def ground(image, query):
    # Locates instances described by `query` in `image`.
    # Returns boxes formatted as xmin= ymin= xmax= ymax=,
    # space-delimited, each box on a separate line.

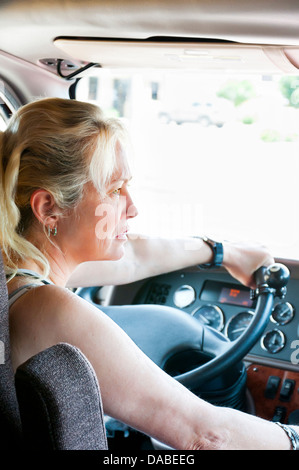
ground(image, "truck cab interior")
xmin=0 ymin=0 xmax=299 ymax=451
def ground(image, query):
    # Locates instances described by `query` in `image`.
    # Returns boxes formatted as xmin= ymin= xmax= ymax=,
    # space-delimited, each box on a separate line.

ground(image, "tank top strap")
xmin=11 ymin=269 xmax=53 ymax=285
xmin=8 ymin=284 xmax=44 ymax=307
xmin=8 ymin=269 xmax=54 ymax=307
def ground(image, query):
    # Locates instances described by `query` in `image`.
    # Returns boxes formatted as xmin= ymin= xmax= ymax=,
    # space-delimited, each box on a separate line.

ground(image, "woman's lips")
xmin=115 ymin=229 xmax=128 ymax=240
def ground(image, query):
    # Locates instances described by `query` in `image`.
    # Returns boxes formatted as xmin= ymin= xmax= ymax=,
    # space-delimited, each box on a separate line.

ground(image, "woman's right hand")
xmin=222 ymin=240 xmax=275 ymax=289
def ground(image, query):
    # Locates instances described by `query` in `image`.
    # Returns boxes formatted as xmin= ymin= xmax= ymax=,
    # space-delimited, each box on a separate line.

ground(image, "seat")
xmin=0 ymin=250 xmax=108 ymax=450
xmin=0 ymin=252 xmax=22 ymax=448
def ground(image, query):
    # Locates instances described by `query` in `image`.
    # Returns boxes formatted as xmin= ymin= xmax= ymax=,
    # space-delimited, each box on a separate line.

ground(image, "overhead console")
xmin=53 ymin=38 xmax=299 ymax=75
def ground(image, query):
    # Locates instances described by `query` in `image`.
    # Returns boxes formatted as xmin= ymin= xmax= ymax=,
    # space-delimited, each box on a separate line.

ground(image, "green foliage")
xmin=285 ymin=133 xmax=299 ymax=142
xmin=242 ymin=115 xmax=256 ymax=125
xmin=217 ymin=80 xmax=256 ymax=106
xmin=260 ymin=129 xmax=299 ymax=142
xmin=260 ymin=129 xmax=281 ymax=142
xmin=279 ymin=76 xmax=299 ymax=108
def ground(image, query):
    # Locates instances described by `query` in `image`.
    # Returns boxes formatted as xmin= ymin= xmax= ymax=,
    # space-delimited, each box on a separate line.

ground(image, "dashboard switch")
xmin=272 ymin=406 xmax=287 ymax=423
xmin=279 ymin=379 xmax=295 ymax=402
xmin=265 ymin=375 xmax=281 ymax=399
xmin=287 ymin=409 xmax=299 ymax=425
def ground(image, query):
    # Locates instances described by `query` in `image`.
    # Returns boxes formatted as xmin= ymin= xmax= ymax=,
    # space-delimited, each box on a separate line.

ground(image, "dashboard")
xmin=132 ymin=268 xmax=299 ymax=369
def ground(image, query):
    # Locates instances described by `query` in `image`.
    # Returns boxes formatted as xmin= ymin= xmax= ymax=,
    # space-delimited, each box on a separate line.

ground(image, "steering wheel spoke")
xmin=100 ymin=304 xmax=205 ymax=369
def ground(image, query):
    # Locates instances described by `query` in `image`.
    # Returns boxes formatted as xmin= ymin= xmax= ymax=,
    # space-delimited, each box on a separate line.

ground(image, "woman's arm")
xmin=9 ymin=284 xmax=294 ymax=450
xmin=9 ymin=284 xmax=218 ymax=449
xmin=66 ymin=234 xmax=274 ymax=289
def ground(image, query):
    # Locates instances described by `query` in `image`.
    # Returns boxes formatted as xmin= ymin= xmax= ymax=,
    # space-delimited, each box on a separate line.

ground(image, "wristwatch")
xmin=197 ymin=236 xmax=224 ymax=269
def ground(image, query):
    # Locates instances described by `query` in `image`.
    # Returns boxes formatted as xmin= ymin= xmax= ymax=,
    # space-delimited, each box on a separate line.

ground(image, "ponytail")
xmin=0 ymin=131 xmax=50 ymax=280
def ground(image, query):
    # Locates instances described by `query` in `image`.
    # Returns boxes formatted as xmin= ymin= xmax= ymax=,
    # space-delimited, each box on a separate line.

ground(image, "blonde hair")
xmin=0 ymin=97 xmax=126 ymax=279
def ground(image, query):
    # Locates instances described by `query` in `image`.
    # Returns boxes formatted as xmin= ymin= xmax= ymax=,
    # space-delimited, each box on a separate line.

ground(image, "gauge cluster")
xmin=133 ymin=269 xmax=299 ymax=366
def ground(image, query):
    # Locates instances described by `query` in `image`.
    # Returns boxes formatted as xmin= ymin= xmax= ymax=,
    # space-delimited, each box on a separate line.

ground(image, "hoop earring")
xmin=47 ymin=225 xmax=57 ymax=237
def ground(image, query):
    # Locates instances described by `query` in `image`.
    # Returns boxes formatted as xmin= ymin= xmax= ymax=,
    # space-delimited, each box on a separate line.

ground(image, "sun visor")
xmin=54 ymin=38 xmax=299 ymax=74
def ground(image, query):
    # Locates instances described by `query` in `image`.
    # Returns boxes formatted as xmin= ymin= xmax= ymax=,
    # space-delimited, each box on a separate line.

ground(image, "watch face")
xmin=199 ymin=238 xmax=223 ymax=268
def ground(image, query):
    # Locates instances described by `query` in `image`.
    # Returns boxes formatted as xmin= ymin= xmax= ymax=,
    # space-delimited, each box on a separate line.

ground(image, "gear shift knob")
xmin=264 ymin=263 xmax=290 ymax=289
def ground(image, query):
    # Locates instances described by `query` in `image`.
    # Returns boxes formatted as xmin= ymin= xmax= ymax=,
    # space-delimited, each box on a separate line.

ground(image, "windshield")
xmin=76 ymin=70 xmax=299 ymax=260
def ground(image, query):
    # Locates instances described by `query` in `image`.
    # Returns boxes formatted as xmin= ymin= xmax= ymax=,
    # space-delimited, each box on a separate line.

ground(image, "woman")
xmin=0 ymin=97 xmax=297 ymax=450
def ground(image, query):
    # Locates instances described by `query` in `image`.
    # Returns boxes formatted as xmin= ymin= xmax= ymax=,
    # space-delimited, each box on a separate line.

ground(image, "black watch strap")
xmin=197 ymin=236 xmax=224 ymax=269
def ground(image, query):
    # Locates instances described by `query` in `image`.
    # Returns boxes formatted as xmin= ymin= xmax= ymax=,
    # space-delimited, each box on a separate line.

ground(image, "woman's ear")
xmin=30 ymin=189 xmax=59 ymax=228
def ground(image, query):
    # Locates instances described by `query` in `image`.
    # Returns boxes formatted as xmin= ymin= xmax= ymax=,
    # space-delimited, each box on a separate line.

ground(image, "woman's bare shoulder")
xmin=12 ymin=281 xmax=90 ymax=306
xmin=9 ymin=282 xmax=82 ymax=313
xmin=36 ymin=284 xmax=100 ymax=317
xmin=9 ymin=283 xmax=103 ymax=369
xmin=11 ymin=283 xmax=105 ymax=330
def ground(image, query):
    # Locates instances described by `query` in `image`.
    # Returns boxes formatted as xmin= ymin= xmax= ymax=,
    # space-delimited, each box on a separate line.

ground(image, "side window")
xmin=0 ymin=78 xmax=21 ymax=130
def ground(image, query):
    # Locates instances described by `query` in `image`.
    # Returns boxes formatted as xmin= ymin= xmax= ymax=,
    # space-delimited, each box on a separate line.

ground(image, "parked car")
xmin=158 ymin=99 xmax=233 ymax=126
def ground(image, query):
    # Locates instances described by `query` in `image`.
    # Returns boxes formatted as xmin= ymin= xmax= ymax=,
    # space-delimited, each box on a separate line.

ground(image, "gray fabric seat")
xmin=0 ymin=252 xmax=22 ymax=448
xmin=0 ymin=251 xmax=108 ymax=450
xmin=15 ymin=343 xmax=108 ymax=450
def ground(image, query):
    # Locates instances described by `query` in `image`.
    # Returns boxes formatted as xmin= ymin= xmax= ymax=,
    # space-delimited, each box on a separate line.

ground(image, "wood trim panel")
xmin=247 ymin=364 xmax=299 ymax=423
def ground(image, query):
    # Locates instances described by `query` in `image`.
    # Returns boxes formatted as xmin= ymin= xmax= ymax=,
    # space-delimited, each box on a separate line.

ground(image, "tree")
xmin=279 ymin=76 xmax=299 ymax=108
xmin=217 ymin=80 xmax=255 ymax=107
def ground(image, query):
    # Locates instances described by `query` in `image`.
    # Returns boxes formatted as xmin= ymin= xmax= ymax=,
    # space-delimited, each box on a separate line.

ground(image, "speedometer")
xmin=192 ymin=304 xmax=224 ymax=331
xmin=225 ymin=311 xmax=254 ymax=341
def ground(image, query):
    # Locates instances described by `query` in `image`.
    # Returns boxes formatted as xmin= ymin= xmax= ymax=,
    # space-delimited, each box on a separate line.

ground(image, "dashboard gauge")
xmin=192 ymin=304 xmax=224 ymax=331
xmin=173 ymin=285 xmax=195 ymax=308
xmin=271 ymin=302 xmax=294 ymax=325
xmin=261 ymin=329 xmax=286 ymax=354
xmin=225 ymin=311 xmax=254 ymax=341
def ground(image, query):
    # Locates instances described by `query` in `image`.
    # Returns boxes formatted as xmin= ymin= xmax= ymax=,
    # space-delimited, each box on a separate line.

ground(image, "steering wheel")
xmin=79 ymin=263 xmax=290 ymax=390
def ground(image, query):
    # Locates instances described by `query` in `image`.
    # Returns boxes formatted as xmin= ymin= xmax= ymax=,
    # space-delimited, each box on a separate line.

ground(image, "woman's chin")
xmin=104 ymin=240 xmax=127 ymax=261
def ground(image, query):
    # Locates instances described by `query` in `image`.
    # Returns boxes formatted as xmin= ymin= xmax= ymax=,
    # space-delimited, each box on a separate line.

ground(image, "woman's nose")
xmin=127 ymin=201 xmax=138 ymax=219
xmin=125 ymin=190 xmax=138 ymax=220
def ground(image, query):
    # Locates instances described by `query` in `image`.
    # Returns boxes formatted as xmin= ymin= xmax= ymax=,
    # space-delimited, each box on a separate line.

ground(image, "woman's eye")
xmin=111 ymin=188 xmax=121 ymax=196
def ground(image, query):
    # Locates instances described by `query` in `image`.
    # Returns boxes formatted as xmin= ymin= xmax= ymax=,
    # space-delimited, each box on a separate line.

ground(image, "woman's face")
xmin=59 ymin=143 xmax=138 ymax=266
